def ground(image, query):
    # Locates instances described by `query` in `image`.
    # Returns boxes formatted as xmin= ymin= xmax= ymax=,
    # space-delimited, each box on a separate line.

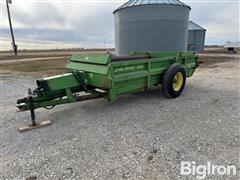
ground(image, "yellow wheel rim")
xmin=173 ymin=72 xmax=184 ymax=92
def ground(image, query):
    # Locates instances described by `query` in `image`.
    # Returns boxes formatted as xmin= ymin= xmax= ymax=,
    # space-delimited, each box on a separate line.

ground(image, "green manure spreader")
xmin=17 ymin=51 xmax=198 ymax=131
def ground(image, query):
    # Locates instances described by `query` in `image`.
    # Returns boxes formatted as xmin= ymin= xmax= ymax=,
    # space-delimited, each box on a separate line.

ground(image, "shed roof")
xmin=188 ymin=21 xmax=206 ymax=31
xmin=114 ymin=0 xmax=191 ymax=14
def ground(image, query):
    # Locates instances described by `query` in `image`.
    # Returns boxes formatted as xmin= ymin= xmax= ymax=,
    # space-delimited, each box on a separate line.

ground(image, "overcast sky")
xmin=1 ymin=0 xmax=239 ymax=50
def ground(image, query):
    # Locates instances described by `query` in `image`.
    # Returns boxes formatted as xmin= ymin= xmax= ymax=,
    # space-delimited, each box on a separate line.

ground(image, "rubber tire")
xmin=162 ymin=64 xmax=186 ymax=98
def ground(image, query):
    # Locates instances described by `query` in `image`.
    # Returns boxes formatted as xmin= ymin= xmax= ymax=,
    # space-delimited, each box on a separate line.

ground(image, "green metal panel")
xmin=86 ymin=73 xmax=109 ymax=89
xmin=67 ymin=62 xmax=109 ymax=75
xmin=70 ymin=54 xmax=111 ymax=65
xmin=41 ymin=73 xmax=80 ymax=91
xmin=17 ymin=51 xmax=198 ymax=112
xmin=114 ymin=70 xmax=148 ymax=82
xmin=108 ymin=52 xmax=198 ymax=102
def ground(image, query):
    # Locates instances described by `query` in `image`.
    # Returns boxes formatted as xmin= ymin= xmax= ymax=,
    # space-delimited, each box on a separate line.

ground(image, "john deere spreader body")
xmin=17 ymin=51 xmax=198 ymax=131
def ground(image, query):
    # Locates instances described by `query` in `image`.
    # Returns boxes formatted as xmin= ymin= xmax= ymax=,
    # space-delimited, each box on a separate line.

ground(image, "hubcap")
xmin=173 ymin=72 xmax=184 ymax=92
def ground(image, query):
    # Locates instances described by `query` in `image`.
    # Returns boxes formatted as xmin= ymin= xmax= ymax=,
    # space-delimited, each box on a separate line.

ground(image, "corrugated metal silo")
xmin=114 ymin=0 xmax=191 ymax=56
xmin=188 ymin=21 xmax=206 ymax=52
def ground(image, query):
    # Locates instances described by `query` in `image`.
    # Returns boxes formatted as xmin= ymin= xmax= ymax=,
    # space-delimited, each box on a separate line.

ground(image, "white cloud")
xmin=2 ymin=37 xmax=80 ymax=50
xmin=185 ymin=0 xmax=239 ymax=44
xmin=1 ymin=0 xmax=239 ymax=50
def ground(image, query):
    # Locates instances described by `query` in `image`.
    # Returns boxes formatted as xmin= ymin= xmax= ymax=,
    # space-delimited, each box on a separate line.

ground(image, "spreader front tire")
xmin=162 ymin=64 xmax=186 ymax=98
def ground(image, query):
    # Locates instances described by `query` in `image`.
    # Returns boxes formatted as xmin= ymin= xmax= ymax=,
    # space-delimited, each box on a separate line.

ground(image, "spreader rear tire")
xmin=162 ymin=64 xmax=186 ymax=98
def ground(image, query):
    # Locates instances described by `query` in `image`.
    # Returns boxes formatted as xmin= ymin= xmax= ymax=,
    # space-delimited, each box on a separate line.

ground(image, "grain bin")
xmin=188 ymin=21 xmax=206 ymax=52
xmin=114 ymin=0 xmax=191 ymax=56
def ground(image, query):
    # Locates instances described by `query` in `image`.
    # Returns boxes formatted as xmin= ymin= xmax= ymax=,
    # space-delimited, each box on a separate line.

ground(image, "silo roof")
xmin=114 ymin=0 xmax=191 ymax=13
xmin=188 ymin=21 xmax=206 ymax=31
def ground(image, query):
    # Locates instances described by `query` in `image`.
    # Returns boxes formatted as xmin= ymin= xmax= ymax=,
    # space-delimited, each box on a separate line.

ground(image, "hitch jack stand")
xmin=18 ymin=89 xmax=52 ymax=132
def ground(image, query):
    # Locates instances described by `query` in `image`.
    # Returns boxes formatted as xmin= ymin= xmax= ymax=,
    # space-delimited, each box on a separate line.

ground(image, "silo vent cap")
xmin=114 ymin=0 xmax=191 ymax=14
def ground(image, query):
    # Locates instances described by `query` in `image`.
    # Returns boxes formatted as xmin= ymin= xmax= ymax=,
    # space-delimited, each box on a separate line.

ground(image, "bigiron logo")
xmin=180 ymin=161 xmax=237 ymax=179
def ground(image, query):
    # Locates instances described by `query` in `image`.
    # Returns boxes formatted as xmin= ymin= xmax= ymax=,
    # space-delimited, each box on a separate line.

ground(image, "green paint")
xmin=17 ymin=51 xmax=198 ymax=111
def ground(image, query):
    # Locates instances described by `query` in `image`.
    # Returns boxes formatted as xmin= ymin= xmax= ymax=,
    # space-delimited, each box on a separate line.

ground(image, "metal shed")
xmin=188 ymin=21 xmax=206 ymax=53
xmin=114 ymin=0 xmax=191 ymax=56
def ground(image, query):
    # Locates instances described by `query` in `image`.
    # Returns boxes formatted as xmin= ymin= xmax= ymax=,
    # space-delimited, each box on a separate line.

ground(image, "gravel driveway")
xmin=1 ymin=58 xmax=239 ymax=179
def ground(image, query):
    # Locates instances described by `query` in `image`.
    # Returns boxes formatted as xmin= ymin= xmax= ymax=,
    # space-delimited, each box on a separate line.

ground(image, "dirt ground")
xmin=0 ymin=50 xmax=106 ymax=77
xmin=0 ymin=49 xmax=108 ymax=61
xmin=0 ymin=50 xmax=240 ymax=179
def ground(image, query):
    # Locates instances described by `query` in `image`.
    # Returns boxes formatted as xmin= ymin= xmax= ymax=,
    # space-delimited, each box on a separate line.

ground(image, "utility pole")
xmin=6 ymin=0 xmax=17 ymax=56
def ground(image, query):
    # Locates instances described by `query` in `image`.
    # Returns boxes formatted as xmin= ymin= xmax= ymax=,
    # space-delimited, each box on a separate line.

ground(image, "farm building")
xmin=114 ymin=0 xmax=191 ymax=55
xmin=188 ymin=21 xmax=206 ymax=52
